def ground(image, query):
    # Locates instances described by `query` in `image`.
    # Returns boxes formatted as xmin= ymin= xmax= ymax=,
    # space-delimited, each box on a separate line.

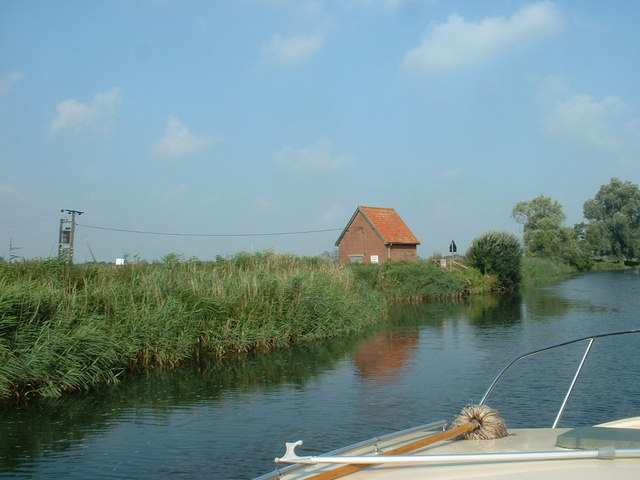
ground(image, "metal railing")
xmin=478 ymin=329 xmax=640 ymax=428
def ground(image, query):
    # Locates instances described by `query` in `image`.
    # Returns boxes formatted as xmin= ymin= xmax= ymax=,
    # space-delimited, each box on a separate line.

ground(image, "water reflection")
xmin=352 ymin=330 xmax=419 ymax=384
xmin=0 ymin=396 xmax=115 ymax=474
xmin=387 ymin=293 xmax=525 ymax=328
xmin=0 ymin=338 xmax=369 ymax=477
xmin=521 ymin=287 xmax=574 ymax=319
xmin=465 ymin=293 xmax=522 ymax=326
xmin=388 ymin=301 xmax=463 ymax=323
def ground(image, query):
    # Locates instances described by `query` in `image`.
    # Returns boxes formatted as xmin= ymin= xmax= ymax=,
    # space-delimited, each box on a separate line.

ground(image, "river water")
xmin=1 ymin=271 xmax=639 ymax=480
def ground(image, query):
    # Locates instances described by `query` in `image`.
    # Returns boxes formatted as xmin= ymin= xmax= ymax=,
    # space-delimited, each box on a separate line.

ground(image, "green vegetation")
xmin=512 ymin=178 xmax=640 ymax=269
xmin=583 ymin=178 xmax=640 ymax=262
xmin=466 ymin=231 xmax=523 ymax=291
xmin=0 ymin=252 xmax=383 ymax=400
xmin=520 ymin=257 xmax=576 ymax=287
xmin=512 ymin=195 xmax=591 ymax=270
xmin=0 ymin=250 xmax=513 ymax=401
xmin=349 ymin=260 xmax=493 ymax=303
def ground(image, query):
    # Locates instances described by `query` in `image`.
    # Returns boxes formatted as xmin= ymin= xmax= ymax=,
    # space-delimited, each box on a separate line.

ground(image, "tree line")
xmin=467 ymin=178 xmax=640 ymax=290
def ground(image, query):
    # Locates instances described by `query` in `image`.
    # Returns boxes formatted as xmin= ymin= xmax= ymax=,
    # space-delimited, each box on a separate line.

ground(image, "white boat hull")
xmin=262 ymin=418 xmax=640 ymax=480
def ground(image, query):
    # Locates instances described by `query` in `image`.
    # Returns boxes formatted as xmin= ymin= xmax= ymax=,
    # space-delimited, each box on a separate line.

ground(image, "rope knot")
xmin=450 ymin=404 xmax=508 ymax=440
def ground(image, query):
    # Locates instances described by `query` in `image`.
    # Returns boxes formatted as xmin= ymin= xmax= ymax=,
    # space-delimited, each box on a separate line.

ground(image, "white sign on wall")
xmin=370 ymin=255 xmax=379 ymax=264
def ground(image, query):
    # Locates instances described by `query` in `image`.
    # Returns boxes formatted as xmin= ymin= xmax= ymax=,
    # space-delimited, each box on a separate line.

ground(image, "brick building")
xmin=335 ymin=206 xmax=421 ymax=264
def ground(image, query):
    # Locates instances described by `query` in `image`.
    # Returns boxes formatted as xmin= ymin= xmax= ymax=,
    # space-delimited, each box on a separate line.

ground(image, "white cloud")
xmin=402 ymin=2 xmax=563 ymax=74
xmin=154 ymin=117 xmax=213 ymax=159
xmin=49 ymin=87 xmax=121 ymax=135
xmin=257 ymin=0 xmax=329 ymax=67
xmin=0 ymin=72 xmax=24 ymax=94
xmin=274 ymin=137 xmax=352 ymax=172
xmin=260 ymin=33 xmax=324 ymax=66
xmin=544 ymin=92 xmax=632 ymax=152
xmin=538 ymin=76 xmax=640 ymax=154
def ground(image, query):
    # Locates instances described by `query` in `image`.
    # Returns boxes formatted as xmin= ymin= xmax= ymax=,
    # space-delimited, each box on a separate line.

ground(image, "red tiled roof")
xmin=359 ymin=206 xmax=421 ymax=245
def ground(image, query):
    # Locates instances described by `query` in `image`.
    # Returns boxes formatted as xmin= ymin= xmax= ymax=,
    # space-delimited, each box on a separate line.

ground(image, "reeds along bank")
xmin=0 ymin=253 xmax=384 ymax=400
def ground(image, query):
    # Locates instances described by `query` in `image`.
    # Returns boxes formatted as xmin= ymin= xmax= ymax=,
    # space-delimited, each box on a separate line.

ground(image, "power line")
xmin=78 ymin=223 xmax=343 ymax=237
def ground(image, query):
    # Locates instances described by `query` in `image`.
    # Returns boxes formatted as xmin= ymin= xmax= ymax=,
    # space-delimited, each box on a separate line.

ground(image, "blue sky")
xmin=1 ymin=0 xmax=639 ymax=262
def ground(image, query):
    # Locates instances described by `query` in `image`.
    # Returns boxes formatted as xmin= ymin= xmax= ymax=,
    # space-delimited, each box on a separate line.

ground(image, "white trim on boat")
xmin=276 ymin=440 xmax=640 ymax=465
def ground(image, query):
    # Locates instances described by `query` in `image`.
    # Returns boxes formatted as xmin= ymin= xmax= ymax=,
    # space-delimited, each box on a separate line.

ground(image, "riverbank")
xmin=0 ymin=252 xmax=605 ymax=401
xmin=1 ymin=252 xmax=386 ymax=400
xmin=520 ymin=256 xmax=632 ymax=287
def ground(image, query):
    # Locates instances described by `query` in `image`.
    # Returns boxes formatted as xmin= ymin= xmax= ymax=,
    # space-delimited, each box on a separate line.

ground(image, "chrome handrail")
xmin=478 ymin=329 xmax=640 ymax=428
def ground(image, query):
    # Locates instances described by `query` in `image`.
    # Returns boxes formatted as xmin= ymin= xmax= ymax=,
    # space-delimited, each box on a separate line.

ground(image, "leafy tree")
xmin=583 ymin=178 xmax=640 ymax=261
xmin=512 ymin=195 xmax=591 ymax=269
xmin=512 ymin=195 xmax=565 ymax=233
xmin=466 ymin=231 xmax=523 ymax=291
xmin=512 ymin=195 xmax=565 ymax=257
xmin=320 ymin=249 xmax=339 ymax=264
xmin=555 ymin=226 xmax=593 ymax=271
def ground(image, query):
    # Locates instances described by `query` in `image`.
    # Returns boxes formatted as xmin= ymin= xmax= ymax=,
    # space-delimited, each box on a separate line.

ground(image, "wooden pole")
xmin=304 ymin=421 xmax=478 ymax=480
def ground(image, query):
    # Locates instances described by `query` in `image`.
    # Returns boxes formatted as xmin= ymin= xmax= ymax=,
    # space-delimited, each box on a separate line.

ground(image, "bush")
xmin=466 ymin=231 xmax=523 ymax=291
xmin=349 ymin=261 xmax=470 ymax=302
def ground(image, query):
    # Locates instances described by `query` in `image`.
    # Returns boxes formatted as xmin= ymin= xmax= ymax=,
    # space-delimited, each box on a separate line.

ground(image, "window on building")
xmin=349 ymin=255 xmax=364 ymax=263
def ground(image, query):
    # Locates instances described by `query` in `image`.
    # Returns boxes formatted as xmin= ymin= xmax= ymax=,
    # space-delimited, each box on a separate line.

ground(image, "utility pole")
xmin=59 ymin=209 xmax=84 ymax=264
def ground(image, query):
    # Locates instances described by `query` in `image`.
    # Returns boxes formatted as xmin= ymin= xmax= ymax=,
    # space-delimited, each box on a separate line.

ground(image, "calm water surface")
xmin=1 ymin=271 xmax=639 ymax=479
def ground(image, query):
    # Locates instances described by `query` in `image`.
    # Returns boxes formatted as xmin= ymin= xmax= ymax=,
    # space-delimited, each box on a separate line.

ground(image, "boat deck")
xmin=270 ymin=418 xmax=640 ymax=480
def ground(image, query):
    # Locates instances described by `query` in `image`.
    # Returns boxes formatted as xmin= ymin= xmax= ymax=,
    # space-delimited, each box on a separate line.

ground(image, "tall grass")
xmin=0 ymin=252 xmax=383 ymax=400
xmin=349 ymin=260 xmax=493 ymax=303
xmin=520 ymin=257 xmax=577 ymax=287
